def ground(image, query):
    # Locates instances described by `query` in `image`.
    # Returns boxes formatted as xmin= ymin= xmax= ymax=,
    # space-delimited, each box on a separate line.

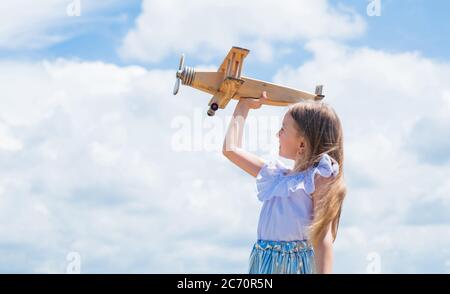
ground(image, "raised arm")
xmin=222 ymin=93 xmax=268 ymax=177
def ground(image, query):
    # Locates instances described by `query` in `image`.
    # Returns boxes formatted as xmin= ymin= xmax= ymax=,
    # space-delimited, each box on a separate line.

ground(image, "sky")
xmin=0 ymin=0 xmax=449 ymax=273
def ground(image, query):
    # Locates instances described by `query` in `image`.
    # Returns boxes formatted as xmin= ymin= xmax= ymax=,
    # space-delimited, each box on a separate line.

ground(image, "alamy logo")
xmin=367 ymin=0 xmax=381 ymax=17
xmin=66 ymin=251 xmax=81 ymax=274
xmin=66 ymin=0 xmax=81 ymax=17
xmin=366 ymin=251 xmax=382 ymax=274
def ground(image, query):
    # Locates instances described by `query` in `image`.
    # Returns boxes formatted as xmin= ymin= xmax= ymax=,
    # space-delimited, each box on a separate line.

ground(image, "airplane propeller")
xmin=173 ymin=54 xmax=185 ymax=95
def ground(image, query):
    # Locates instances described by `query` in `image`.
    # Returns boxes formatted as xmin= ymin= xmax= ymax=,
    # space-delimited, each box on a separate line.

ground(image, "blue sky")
xmin=2 ymin=1 xmax=450 ymax=74
xmin=0 ymin=0 xmax=449 ymax=274
xmin=343 ymin=0 xmax=450 ymax=60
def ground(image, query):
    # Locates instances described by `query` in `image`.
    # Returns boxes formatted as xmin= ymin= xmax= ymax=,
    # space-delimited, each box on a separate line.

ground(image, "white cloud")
xmin=0 ymin=122 xmax=23 ymax=152
xmin=335 ymin=225 xmax=450 ymax=273
xmin=119 ymin=0 xmax=366 ymax=63
xmin=0 ymin=0 xmax=125 ymax=49
xmin=0 ymin=59 xmax=261 ymax=273
xmin=0 ymin=0 xmax=64 ymax=49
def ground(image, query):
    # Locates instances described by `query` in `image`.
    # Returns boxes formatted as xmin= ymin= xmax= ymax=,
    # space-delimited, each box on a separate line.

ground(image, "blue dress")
xmin=248 ymin=154 xmax=339 ymax=274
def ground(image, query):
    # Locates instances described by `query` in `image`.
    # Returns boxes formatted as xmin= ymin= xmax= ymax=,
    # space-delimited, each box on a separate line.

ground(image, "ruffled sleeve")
xmin=303 ymin=153 xmax=339 ymax=194
xmin=255 ymin=160 xmax=289 ymax=202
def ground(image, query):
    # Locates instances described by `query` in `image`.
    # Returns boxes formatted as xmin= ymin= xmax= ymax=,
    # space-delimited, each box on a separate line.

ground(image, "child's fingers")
xmin=261 ymin=91 xmax=268 ymax=99
xmin=260 ymin=91 xmax=269 ymax=104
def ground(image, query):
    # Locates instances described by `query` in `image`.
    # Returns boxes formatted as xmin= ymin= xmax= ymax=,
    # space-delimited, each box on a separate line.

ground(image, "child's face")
xmin=277 ymin=112 xmax=306 ymax=160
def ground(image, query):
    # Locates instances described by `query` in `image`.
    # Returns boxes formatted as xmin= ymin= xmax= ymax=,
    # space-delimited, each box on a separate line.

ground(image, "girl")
xmin=222 ymin=91 xmax=346 ymax=274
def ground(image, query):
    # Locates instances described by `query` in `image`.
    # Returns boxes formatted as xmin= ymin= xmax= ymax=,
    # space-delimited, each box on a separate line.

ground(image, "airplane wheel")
xmin=211 ymin=103 xmax=219 ymax=111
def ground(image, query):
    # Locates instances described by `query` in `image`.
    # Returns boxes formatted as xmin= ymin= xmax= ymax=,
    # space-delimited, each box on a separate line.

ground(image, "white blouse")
xmin=254 ymin=154 xmax=339 ymax=241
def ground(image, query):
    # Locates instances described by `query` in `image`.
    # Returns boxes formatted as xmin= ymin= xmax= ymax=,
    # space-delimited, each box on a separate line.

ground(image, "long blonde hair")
xmin=288 ymin=101 xmax=346 ymax=247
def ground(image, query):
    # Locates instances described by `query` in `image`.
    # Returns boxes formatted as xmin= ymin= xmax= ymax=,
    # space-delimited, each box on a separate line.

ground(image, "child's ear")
xmin=297 ymin=141 xmax=305 ymax=154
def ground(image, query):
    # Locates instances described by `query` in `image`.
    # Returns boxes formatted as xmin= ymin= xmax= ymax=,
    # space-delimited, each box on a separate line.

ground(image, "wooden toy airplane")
xmin=173 ymin=46 xmax=325 ymax=116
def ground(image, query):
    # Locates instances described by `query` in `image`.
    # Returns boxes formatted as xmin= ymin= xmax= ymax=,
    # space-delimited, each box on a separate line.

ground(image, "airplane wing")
xmin=217 ymin=46 xmax=250 ymax=79
xmin=236 ymin=77 xmax=324 ymax=104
